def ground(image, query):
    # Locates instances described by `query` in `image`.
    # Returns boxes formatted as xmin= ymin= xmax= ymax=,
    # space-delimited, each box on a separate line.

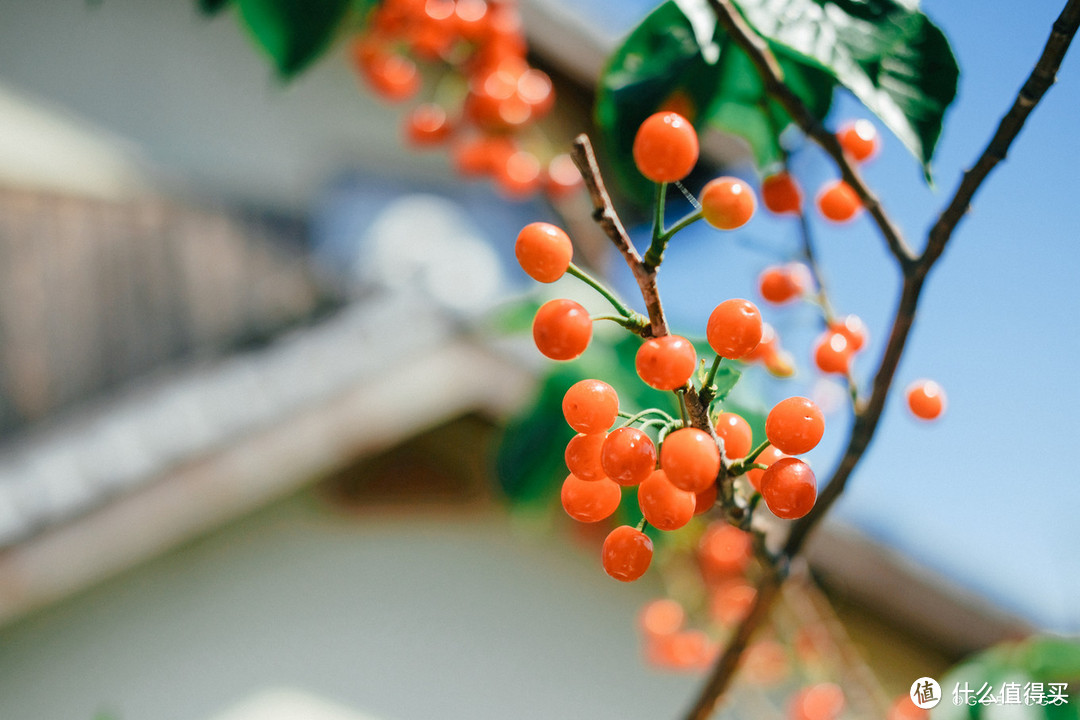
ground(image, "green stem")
xmin=566 ymin=263 xmax=638 ymax=320
xmin=727 ymin=440 xmax=772 ymax=475
xmin=643 ymin=183 xmax=670 ymax=268
xmin=657 ymin=208 xmax=704 ymax=244
xmin=618 ymin=408 xmax=676 ymax=427
xmin=676 ymin=389 xmax=690 ymax=428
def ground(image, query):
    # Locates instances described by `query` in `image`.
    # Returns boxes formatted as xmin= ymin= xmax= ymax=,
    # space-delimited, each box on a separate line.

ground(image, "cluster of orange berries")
xmin=349 ymin=0 xmax=581 ymax=200
xmin=761 ymin=119 xmax=879 ymax=223
xmin=518 ymin=220 xmax=827 ymax=582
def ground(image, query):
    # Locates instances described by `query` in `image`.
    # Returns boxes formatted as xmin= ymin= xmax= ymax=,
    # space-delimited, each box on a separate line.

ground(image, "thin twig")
xmin=704 ymin=0 xmax=915 ymax=268
xmin=681 ymin=2 xmax=1080 ymax=718
xmin=569 ymin=135 xmax=670 ymax=337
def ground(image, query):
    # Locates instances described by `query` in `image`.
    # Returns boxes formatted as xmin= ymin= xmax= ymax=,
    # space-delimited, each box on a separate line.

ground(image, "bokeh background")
xmin=0 ymin=0 xmax=1076 ymax=718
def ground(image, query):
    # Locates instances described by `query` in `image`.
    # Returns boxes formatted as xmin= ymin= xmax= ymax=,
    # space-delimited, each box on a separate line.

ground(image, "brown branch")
xmin=704 ymin=0 xmax=915 ymax=268
xmin=682 ymin=2 xmax=1080 ymax=719
xmin=569 ymin=135 xmax=669 ymax=337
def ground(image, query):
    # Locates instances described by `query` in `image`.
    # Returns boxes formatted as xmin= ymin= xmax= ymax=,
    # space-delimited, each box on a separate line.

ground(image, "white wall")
xmin=0 ymin=493 xmax=703 ymax=720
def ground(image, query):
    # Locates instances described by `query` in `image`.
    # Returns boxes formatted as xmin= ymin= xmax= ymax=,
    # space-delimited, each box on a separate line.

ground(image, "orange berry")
xmin=635 ymin=335 xmax=697 ymax=390
xmin=745 ymin=445 xmax=787 ymax=491
xmin=515 ymin=222 xmax=573 ymax=283
xmin=743 ymin=322 xmax=779 ymax=363
xmin=602 ymin=525 xmax=653 ymax=582
xmin=545 ymin=153 xmax=583 ymax=199
xmin=906 ymin=379 xmax=946 ymax=420
xmin=638 ymin=598 xmax=685 ymax=638
xmin=790 ymin=682 xmax=845 ymax=720
xmin=761 ymin=171 xmax=803 ymax=215
xmin=760 ymin=457 xmax=817 ymax=520
xmin=887 ymin=694 xmax=929 ymax=720
xmin=706 ymin=298 xmax=763 ymax=359
xmin=828 ymin=314 xmax=868 ymax=352
xmin=660 ymin=427 xmax=720 ymax=494
xmin=816 ymin=180 xmax=861 ymax=223
xmin=561 ymin=473 xmax=621 ymax=523
xmin=813 ymin=331 xmax=852 ymax=375
xmin=565 ymin=432 xmax=606 ymax=481
xmin=694 ymin=482 xmax=718 ymax=515
xmin=714 ymin=411 xmax=752 ymax=460
xmin=632 ymin=112 xmax=699 ymax=183
xmin=765 ymin=396 xmax=825 ymax=455
xmin=836 ymin=119 xmax=878 ymax=163
xmin=533 ymin=298 xmax=591 ymax=360
xmin=404 ymin=103 xmax=453 ymax=147
xmin=363 ymin=53 xmax=421 ymax=102
xmin=709 ymin=578 xmax=756 ymax=626
xmin=601 ymin=427 xmax=657 ymax=487
xmin=700 ymin=177 xmax=756 ymax=230
xmin=562 ymin=379 xmax=619 ymax=434
xmin=498 ymin=150 xmax=542 ymax=199
xmin=699 ymin=522 xmax=752 ymax=577
xmin=758 ymin=264 xmax=808 ymax=304
xmin=638 ymin=469 xmax=696 ymax=531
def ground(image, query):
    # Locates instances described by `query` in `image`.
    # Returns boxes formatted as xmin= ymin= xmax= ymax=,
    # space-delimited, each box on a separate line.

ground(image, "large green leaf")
xmin=596 ymin=0 xmax=958 ymax=200
xmin=236 ymin=0 xmax=355 ymax=78
xmin=596 ymin=0 xmax=834 ymax=204
xmin=733 ymin=0 xmax=959 ymax=177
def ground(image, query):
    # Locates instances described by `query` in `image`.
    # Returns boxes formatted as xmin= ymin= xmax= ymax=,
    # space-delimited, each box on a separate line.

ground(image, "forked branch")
xmin=682 ymin=1 xmax=1080 ymax=719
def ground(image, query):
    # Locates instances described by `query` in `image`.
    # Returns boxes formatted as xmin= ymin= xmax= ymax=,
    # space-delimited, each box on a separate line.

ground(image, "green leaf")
xmin=709 ymin=364 xmax=741 ymax=402
xmin=197 ymin=0 xmax=232 ymax=14
xmin=732 ymin=0 xmax=959 ymax=177
xmin=236 ymin=0 xmax=355 ymax=78
xmin=595 ymin=0 xmax=834 ymax=203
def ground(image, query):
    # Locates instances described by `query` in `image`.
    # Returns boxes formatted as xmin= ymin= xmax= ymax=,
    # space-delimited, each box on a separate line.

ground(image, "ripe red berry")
xmin=602 ymin=525 xmax=653 ymax=582
xmin=707 ymin=299 xmax=763 ymax=359
xmin=745 ymin=445 xmax=787 ymax=491
xmin=760 ymin=457 xmax=817 ymax=520
xmin=765 ymin=396 xmax=825 ymax=455
xmin=561 ymin=473 xmax=622 ymax=523
xmin=700 ymin=177 xmax=756 ymax=230
xmin=533 ymin=299 xmax=592 ymax=360
xmin=836 ymin=119 xmax=878 ymax=163
xmin=635 ymin=335 xmax=697 ymax=390
xmin=906 ymin=379 xmax=946 ymax=420
xmin=632 ymin=112 xmax=699 ymax=183
xmin=660 ymin=427 xmax=720 ymax=494
xmin=638 ymin=469 xmax=696 ymax=531
xmin=562 ymin=379 xmax=618 ymax=434
xmin=601 ymin=427 xmax=657 ymax=487
xmin=565 ymin=432 xmax=607 ymax=481
xmin=828 ymin=314 xmax=868 ymax=352
xmin=761 ymin=171 xmax=803 ymax=215
xmin=693 ymin=481 xmax=717 ymax=515
xmin=813 ymin=331 xmax=852 ymax=375
xmin=816 ymin=180 xmax=862 ymax=223
xmin=758 ymin=264 xmax=808 ymax=304
xmin=515 ymin=222 xmax=573 ymax=283
xmin=714 ymin=411 xmax=753 ymax=460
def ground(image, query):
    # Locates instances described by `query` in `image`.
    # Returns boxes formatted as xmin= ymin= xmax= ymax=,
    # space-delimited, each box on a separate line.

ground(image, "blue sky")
xmin=568 ymin=0 xmax=1080 ymax=631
